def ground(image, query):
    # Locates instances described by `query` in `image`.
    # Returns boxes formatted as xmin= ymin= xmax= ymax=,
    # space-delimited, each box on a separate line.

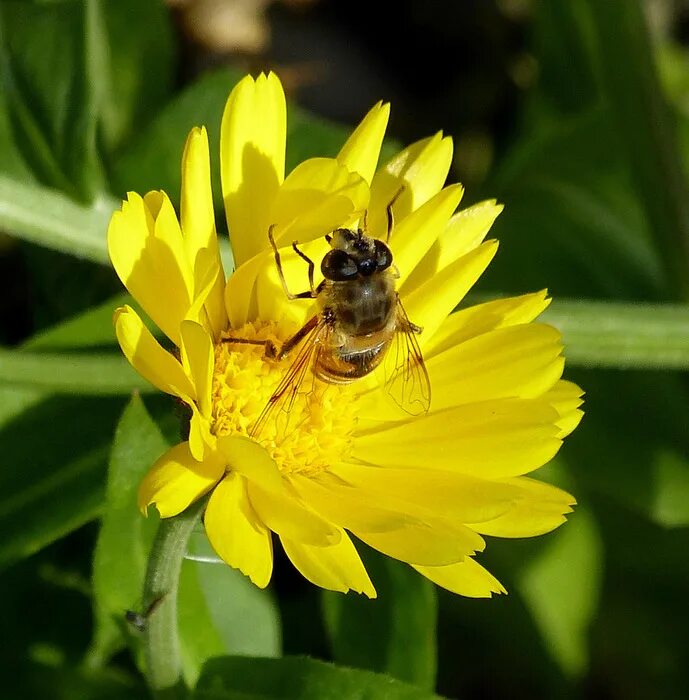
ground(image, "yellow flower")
xmin=108 ymin=72 xmax=583 ymax=599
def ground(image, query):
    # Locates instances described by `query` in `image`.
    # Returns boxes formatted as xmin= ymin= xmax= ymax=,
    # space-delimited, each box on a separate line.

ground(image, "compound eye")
xmin=357 ymin=257 xmax=377 ymax=276
xmin=321 ymin=249 xmax=358 ymax=281
xmin=374 ymin=240 xmax=393 ymax=271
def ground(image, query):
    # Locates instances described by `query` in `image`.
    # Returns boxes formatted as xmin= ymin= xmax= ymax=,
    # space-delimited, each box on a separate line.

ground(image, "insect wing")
xmin=383 ymin=295 xmax=431 ymax=415
xmin=250 ymin=316 xmax=329 ymax=438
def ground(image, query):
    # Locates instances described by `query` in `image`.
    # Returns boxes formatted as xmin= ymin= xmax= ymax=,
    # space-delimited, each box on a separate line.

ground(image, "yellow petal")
xmin=393 ymin=184 xmax=464 ymax=289
xmin=406 ymin=199 xmax=503 ymax=290
xmin=337 ymin=101 xmax=390 ymax=185
xmin=108 ymin=192 xmax=193 ymax=345
xmin=270 ymin=158 xmax=370 ymax=245
xmin=180 ymin=320 xmax=214 ymax=417
xmin=114 ymin=305 xmax=195 ymax=399
xmin=293 ymin=472 xmax=415 ymax=533
xmin=329 ymin=462 xmax=519 ymax=524
xmin=425 ymin=323 xmax=564 ymax=411
xmin=188 ymin=405 xmax=214 ymax=462
xmin=356 ymin=518 xmax=485 ymax=567
xmin=543 ymin=380 xmax=585 ymax=438
xmin=414 ymin=557 xmax=506 ymax=598
xmin=293 ymin=474 xmax=484 ymax=566
xmin=426 ymin=290 xmax=551 ymax=358
xmin=470 ymin=476 xmax=575 ymax=537
xmin=217 ymin=434 xmax=283 ymax=493
xmin=281 ymin=529 xmax=376 ymax=597
xmin=402 ymin=239 xmax=498 ymax=348
xmin=247 ymin=480 xmax=341 ymax=546
xmin=367 ymin=132 xmax=453 ymax=240
xmin=138 ymin=441 xmax=224 ymax=517
xmin=224 ymin=249 xmax=268 ymax=329
xmin=204 ymin=473 xmax=273 ymax=588
xmin=221 ymin=72 xmax=286 ymax=267
xmin=180 ymin=126 xmax=226 ymax=338
xmin=353 ymin=397 xmax=562 ymax=479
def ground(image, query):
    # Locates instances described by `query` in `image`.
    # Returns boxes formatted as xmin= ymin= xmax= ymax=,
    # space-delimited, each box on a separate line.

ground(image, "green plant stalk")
xmin=541 ymin=299 xmax=689 ymax=369
xmin=143 ymin=497 xmax=207 ymax=699
xmin=585 ymin=0 xmax=689 ymax=300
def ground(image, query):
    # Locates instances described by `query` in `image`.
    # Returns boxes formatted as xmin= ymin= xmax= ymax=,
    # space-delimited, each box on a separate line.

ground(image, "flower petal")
xmin=281 ymin=529 xmax=376 ymax=597
xmin=414 ymin=557 xmax=506 ymax=598
xmin=469 ymin=477 xmax=575 ymax=537
xmin=114 ymin=305 xmax=195 ymax=399
xmin=426 ymin=290 xmax=551 ymax=358
xmin=204 ymin=473 xmax=273 ymax=588
xmin=247 ymin=480 xmax=341 ymax=546
xmin=402 ymin=239 xmax=499 ymax=348
xmin=424 ymin=323 xmax=564 ymax=411
xmin=138 ymin=441 xmax=224 ymax=517
xmin=367 ymin=132 xmax=453 ymax=240
xmin=108 ymin=192 xmax=193 ymax=345
xmin=543 ymin=380 xmax=585 ymax=438
xmin=217 ymin=434 xmax=283 ymax=493
xmin=353 ymin=398 xmax=563 ymax=479
xmin=393 ymin=184 xmax=464 ymax=289
xmin=337 ymin=101 xmax=390 ymax=185
xmin=405 ymin=199 xmax=503 ymax=291
xmin=329 ymin=462 xmax=519 ymax=524
xmin=293 ymin=473 xmax=484 ymax=566
xmin=221 ymin=72 xmax=286 ymax=267
xmin=270 ymin=158 xmax=370 ymax=245
xmin=180 ymin=126 xmax=226 ymax=338
xmin=355 ymin=519 xmax=485 ymax=567
xmin=180 ymin=320 xmax=214 ymax=417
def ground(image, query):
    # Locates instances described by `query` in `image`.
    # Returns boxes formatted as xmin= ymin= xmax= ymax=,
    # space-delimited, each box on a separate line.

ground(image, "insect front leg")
xmin=385 ymin=185 xmax=406 ymax=242
xmin=268 ymin=225 xmax=318 ymax=300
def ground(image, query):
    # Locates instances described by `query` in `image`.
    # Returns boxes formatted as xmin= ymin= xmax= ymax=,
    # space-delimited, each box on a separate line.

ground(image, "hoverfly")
xmin=223 ymin=191 xmax=431 ymax=436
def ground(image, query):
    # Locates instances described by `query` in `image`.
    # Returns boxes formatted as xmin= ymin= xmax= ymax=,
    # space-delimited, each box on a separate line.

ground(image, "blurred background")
xmin=1 ymin=0 xmax=689 ymax=698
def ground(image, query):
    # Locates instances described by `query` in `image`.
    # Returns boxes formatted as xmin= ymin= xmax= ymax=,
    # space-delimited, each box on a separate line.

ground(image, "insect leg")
xmin=386 ymin=185 xmax=406 ymax=242
xmin=291 ymin=241 xmax=316 ymax=295
xmin=273 ymin=315 xmax=320 ymax=360
xmin=221 ymin=336 xmax=280 ymax=359
xmin=223 ymin=315 xmax=320 ymax=361
xmin=268 ymin=225 xmax=317 ymax=300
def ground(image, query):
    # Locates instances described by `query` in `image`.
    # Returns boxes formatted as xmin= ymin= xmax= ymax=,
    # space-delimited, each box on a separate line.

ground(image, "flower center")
xmin=212 ymin=320 xmax=358 ymax=476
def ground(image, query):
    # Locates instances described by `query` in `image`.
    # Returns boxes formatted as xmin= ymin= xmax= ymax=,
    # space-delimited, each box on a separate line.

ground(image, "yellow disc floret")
xmin=212 ymin=320 xmax=357 ymax=476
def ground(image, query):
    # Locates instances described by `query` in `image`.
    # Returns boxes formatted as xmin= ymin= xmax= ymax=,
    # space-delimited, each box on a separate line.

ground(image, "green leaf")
xmin=322 ymin=548 xmax=436 ymax=690
xmin=178 ymin=534 xmax=281 ymax=685
xmin=0 ymin=174 xmax=116 ymax=264
xmin=99 ymin=0 xmax=175 ymax=155
xmin=110 ymin=68 xmax=243 ymax=211
xmin=0 ymin=347 xmax=154 ymax=395
xmin=485 ymin=108 xmax=666 ymax=300
xmin=0 ymin=394 xmax=125 ymax=568
xmin=89 ymin=394 xmax=166 ymax=666
xmin=0 ymin=0 xmax=104 ymax=200
xmin=583 ymin=0 xmax=689 ymax=300
xmin=193 ymin=656 xmax=444 ymax=700
xmin=516 ymin=503 xmax=603 ymax=677
xmin=26 ymin=292 xmax=131 ymax=351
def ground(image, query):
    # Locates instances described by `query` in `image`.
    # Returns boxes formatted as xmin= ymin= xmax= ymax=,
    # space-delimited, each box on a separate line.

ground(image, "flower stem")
xmin=542 ymin=298 xmax=689 ymax=369
xmin=142 ymin=498 xmax=206 ymax=699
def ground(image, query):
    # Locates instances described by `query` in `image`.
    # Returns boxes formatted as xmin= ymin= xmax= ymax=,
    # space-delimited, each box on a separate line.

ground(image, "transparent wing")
xmin=250 ymin=315 xmax=330 ymax=438
xmin=383 ymin=295 xmax=431 ymax=415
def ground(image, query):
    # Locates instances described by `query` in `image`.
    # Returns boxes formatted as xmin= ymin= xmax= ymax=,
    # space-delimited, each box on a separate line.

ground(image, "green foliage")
xmin=193 ymin=656 xmax=443 ymax=700
xmin=1 ymin=0 xmax=689 ymax=698
xmin=322 ymin=547 xmax=437 ymax=690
